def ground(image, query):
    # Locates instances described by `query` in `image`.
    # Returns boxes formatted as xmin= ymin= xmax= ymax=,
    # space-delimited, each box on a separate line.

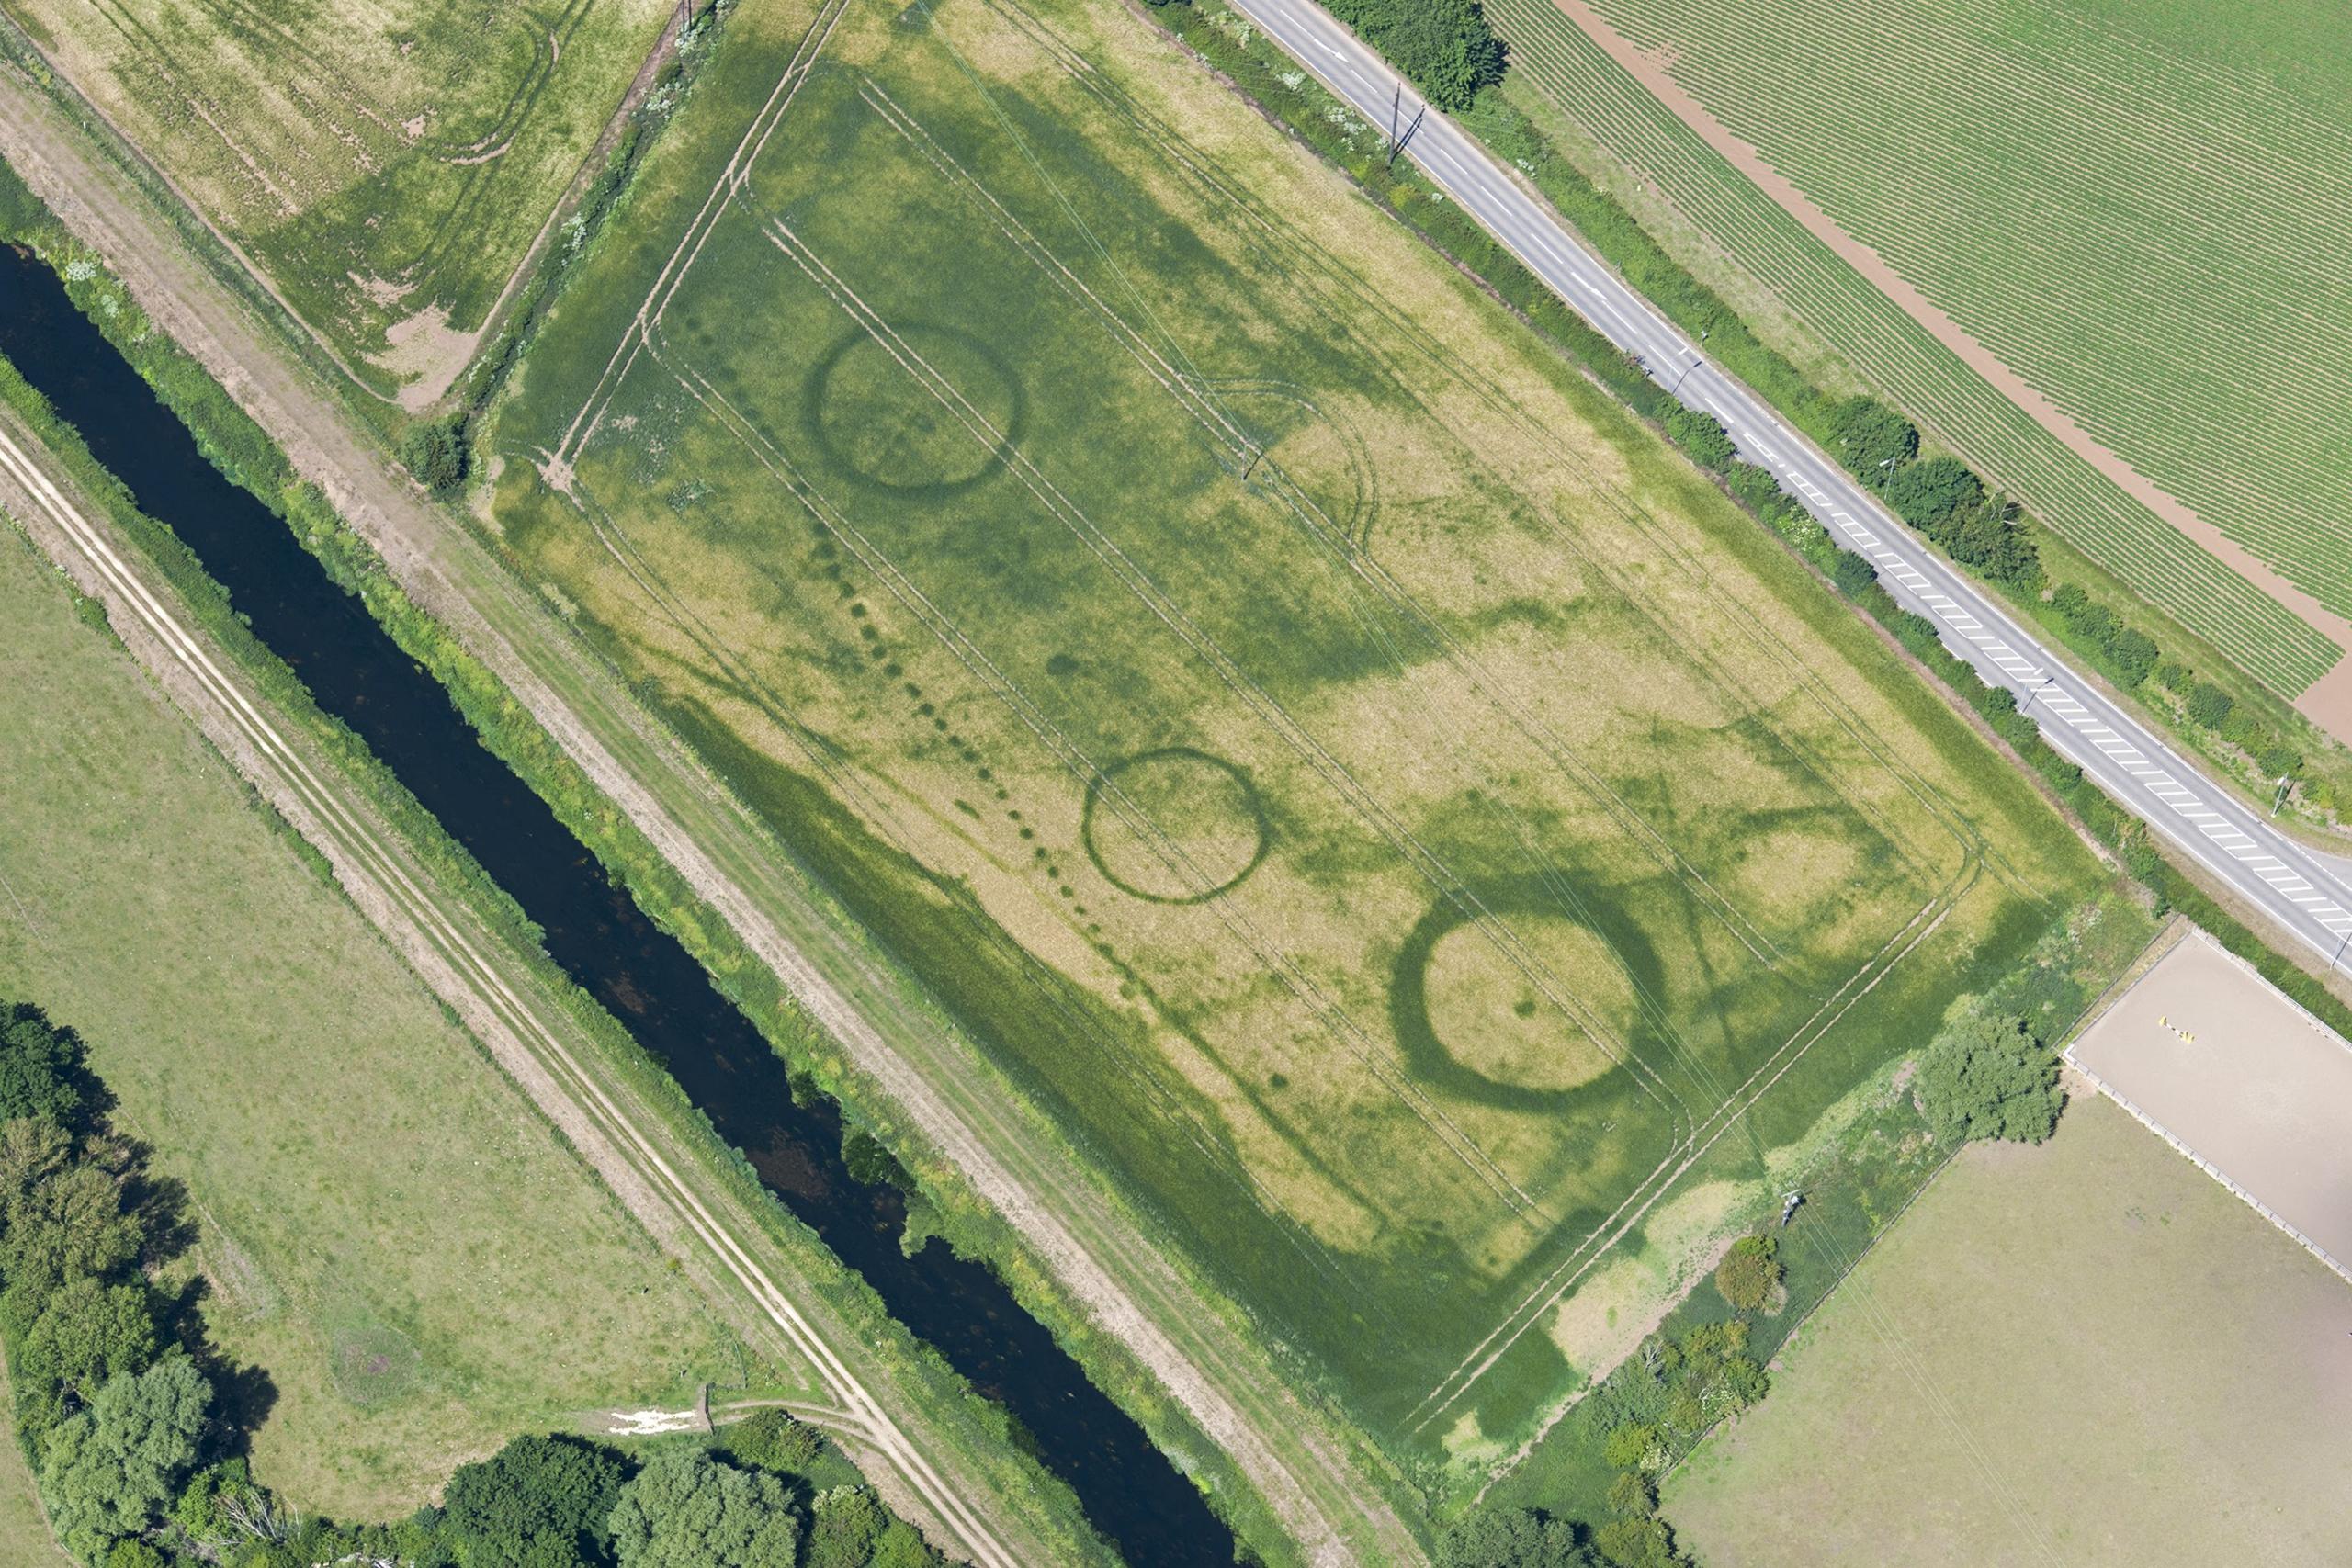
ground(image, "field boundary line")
xmin=2062 ymin=924 xmax=2352 ymax=1291
xmin=1526 ymin=0 xmax=2352 ymax=737
xmin=0 ymin=412 xmax=1024 ymax=1568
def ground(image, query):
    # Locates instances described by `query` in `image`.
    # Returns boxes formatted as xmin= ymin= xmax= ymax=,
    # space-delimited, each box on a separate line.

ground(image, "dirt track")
xmin=1541 ymin=0 xmax=2352 ymax=738
xmin=0 ymin=56 xmax=1413 ymax=1568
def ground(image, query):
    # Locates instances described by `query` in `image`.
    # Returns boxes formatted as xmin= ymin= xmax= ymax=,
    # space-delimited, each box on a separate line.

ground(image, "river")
xmin=0 ymin=242 xmax=1236 ymax=1567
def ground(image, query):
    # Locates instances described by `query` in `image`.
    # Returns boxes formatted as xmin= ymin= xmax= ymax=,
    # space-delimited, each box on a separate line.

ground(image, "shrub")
xmin=1713 ymin=1235 xmax=1781 ymax=1313
xmin=2154 ymin=660 xmax=2194 ymax=693
xmin=399 ymin=415 xmax=469 ymax=498
xmin=1663 ymin=407 xmax=1735 ymax=471
xmin=727 ymin=1406 xmax=825 ymax=1475
xmin=1724 ymin=460 xmax=1781 ymax=511
xmin=2258 ymin=741 xmax=2303 ymax=779
xmin=2187 ymin=682 xmax=2235 ymax=729
xmin=1825 ymin=395 xmax=1917 ymax=480
xmin=1830 ymin=549 xmax=1878 ymax=598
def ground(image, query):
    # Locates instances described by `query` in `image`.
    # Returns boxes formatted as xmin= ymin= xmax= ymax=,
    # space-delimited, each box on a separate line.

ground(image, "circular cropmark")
xmin=1390 ymin=875 xmax=1660 ymax=1111
xmin=805 ymin=323 xmax=1025 ymax=495
xmin=327 ymin=1323 xmax=420 ymax=1407
xmin=1082 ymin=748 xmax=1271 ymax=905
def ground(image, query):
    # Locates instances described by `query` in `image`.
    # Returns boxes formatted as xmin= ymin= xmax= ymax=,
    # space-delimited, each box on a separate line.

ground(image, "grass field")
xmin=0 ymin=1359 xmax=63 ymax=1567
xmin=1668 ymin=1093 xmax=2352 ymax=1564
xmin=488 ymin=0 xmax=2104 ymax=1485
xmin=0 ymin=0 xmax=672 ymax=397
xmin=1484 ymin=0 xmax=2352 ymax=703
xmin=0 ymin=524 xmax=753 ymax=1519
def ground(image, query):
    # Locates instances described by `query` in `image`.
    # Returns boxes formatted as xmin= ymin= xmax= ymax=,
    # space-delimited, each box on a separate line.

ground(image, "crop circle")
xmin=1082 ymin=748 xmax=1271 ymax=905
xmin=1391 ymin=876 xmax=1658 ymax=1111
xmin=806 ymin=324 xmax=1024 ymax=494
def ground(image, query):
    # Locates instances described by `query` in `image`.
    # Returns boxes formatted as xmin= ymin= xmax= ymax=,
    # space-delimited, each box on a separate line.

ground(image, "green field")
xmin=1484 ymin=0 xmax=2352 ymax=701
xmin=1 ymin=0 xmax=672 ymax=397
xmin=489 ymin=0 xmax=2101 ymax=1486
xmin=0 ymin=1359 xmax=62 ymax=1566
xmin=1668 ymin=1094 xmax=2352 ymax=1564
xmin=0 ymin=524 xmax=752 ymax=1518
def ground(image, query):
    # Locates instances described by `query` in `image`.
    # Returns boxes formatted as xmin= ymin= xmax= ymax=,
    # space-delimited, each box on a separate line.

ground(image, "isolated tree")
xmin=441 ymin=1433 xmax=628 ymax=1568
xmin=728 ymin=1407 xmax=825 ymax=1475
xmin=0 ymin=1005 xmax=84 ymax=1128
xmin=1663 ymin=408 xmax=1736 ymax=472
xmin=40 ymin=1356 xmax=209 ymax=1557
xmin=17 ymin=1276 xmax=158 ymax=1438
xmin=1712 ymin=1235 xmax=1781 ymax=1314
xmin=606 ymin=1450 xmax=800 ymax=1568
xmin=1438 ymin=1505 xmax=1588 ymax=1568
xmin=400 ymin=415 xmax=469 ymax=498
xmin=1917 ymin=1010 xmax=2061 ymax=1145
xmin=1826 ymin=395 xmax=1917 ymax=481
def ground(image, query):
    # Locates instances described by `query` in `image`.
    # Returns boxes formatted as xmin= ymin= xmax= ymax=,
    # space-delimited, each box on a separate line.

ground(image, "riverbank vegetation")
xmin=0 ymin=527 xmax=744 ymax=1516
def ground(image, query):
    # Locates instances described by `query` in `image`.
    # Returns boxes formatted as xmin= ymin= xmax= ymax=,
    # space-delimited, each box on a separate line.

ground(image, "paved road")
xmin=1226 ymin=0 xmax=2352 ymax=978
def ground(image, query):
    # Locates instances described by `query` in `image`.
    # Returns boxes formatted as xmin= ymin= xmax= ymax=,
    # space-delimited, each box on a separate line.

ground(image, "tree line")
xmin=0 ymin=997 xmax=943 ymax=1568
xmin=1144 ymin=0 xmax=1507 ymax=112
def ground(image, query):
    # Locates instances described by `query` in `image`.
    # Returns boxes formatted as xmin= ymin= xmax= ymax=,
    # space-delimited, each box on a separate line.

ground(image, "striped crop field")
xmin=1484 ymin=0 xmax=2352 ymax=701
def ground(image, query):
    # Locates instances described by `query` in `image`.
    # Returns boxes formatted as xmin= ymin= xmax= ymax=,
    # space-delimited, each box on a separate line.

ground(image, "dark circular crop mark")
xmin=804 ymin=323 xmax=1025 ymax=496
xmin=1389 ymin=874 xmax=1661 ymax=1112
xmin=1082 ymin=747 xmax=1271 ymax=906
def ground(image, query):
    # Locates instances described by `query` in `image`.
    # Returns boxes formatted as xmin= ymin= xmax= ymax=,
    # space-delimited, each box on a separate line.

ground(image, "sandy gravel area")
xmin=2068 ymin=930 xmax=2352 ymax=1271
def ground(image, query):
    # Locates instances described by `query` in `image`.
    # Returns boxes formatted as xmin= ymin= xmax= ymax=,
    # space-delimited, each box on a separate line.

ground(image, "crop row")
xmin=1565 ymin=0 xmax=2352 ymax=623
xmin=1486 ymin=0 xmax=2346 ymax=694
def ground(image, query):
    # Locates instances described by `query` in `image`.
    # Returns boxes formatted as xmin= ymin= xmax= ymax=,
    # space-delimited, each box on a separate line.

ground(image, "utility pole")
xmin=2271 ymin=774 xmax=2293 ymax=818
xmin=2021 ymin=674 xmax=2054 ymax=714
xmin=1670 ymin=358 xmax=1702 ymax=395
xmin=1387 ymin=100 xmax=1429 ymax=172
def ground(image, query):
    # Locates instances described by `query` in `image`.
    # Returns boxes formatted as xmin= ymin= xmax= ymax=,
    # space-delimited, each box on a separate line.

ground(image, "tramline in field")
xmin=492 ymin=0 xmax=2097 ymax=1475
xmin=1486 ymin=0 xmax=2352 ymax=705
xmin=0 ymin=0 xmax=675 ymax=396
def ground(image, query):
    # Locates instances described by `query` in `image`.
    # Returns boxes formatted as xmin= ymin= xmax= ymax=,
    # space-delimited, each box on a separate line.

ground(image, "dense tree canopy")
xmin=1 ymin=1160 xmax=142 ymax=1297
xmin=0 ymin=1006 xmax=84 ymax=1128
xmin=441 ymin=1434 xmax=629 ymax=1568
xmin=16 ymin=1276 xmax=158 ymax=1438
xmin=1438 ymin=1505 xmax=1589 ymax=1567
xmin=607 ymin=1450 xmax=800 ymax=1568
xmin=1917 ymin=1008 xmax=2062 ymax=1144
xmin=40 ymin=1356 xmax=209 ymax=1557
xmin=1326 ymin=0 xmax=1506 ymax=110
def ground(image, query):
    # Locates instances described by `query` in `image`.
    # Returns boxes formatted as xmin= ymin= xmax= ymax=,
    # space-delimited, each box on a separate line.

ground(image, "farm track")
xmin=1486 ymin=0 xmax=2352 ymax=725
xmin=0 ymin=413 xmax=1023 ymax=1568
xmin=0 ymin=48 xmax=1417 ymax=1568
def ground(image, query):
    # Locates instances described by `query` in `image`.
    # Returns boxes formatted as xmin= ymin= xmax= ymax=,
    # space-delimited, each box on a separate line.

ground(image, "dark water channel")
xmin=0 ymin=245 xmax=1237 ymax=1566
